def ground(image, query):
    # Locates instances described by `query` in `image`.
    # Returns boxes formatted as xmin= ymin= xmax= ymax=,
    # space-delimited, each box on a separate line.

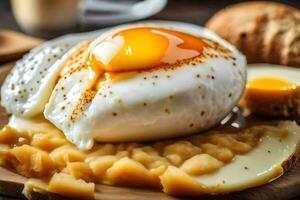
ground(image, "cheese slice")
xmin=161 ymin=121 xmax=300 ymax=195
xmin=6 ymin=116 xmax=300 ymax=196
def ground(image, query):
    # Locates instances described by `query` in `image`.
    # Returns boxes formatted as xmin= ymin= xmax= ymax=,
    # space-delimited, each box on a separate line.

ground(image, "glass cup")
xmin=10 ymin=0 xmax=167 ymax=37
xmin=11 ymin=0 xmax=80 ymax=37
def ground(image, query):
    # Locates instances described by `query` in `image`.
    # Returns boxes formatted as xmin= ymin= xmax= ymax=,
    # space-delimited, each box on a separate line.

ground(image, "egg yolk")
xmin=247 ymin=77 xmax=296 ymax=91
xmin=88 ymin=27 xmax=206 ymax=73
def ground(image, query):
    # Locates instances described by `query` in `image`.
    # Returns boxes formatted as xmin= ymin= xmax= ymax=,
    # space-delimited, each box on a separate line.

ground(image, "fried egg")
xmin=1 ymin=22 xmax=246 ymax=149
xmin=242 ymin=64 xmax=300 ymax=117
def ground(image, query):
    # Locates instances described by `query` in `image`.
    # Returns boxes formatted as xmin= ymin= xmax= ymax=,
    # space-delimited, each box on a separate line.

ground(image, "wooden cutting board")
xmin=0 ymin=63 xmax=299 ymax=200
xmin=0 ymin=30 xmax=44 ymax=63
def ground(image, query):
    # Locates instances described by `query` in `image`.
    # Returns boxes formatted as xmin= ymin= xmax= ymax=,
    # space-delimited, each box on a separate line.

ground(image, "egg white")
xmin=0 ymin=45 xmax=73 ymax=117
xmin=43 ymin=23 xmax=246 ymax=149
xmin=0 ymin=27 xmax=105 ymax=118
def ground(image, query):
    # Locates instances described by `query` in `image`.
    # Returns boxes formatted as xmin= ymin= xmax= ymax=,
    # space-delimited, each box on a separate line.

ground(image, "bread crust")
xmin=282 ymin=143 xmax=300 ymax=172
xmin=206 ymin=1 xmax=300 ymax=67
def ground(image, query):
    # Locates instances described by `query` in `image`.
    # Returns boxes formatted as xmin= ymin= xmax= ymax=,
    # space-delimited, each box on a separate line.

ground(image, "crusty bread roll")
xmin=206 ymin=1 xmax=300 ymax=67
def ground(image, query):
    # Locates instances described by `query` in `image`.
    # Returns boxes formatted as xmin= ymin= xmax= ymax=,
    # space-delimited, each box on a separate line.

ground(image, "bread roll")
xmin=206 ymin=1 xmax=300 ymax=67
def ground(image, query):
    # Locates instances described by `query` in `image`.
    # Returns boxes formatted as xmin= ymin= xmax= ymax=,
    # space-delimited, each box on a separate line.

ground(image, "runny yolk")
xmin=87 ymin=27 xmax=206 ymax=73
xmin=247 ymin=77 xmax=296 ymax=91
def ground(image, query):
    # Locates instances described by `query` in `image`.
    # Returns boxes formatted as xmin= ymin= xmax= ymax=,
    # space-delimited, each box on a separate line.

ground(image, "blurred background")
xmin=0 ymin=0 xmax=299 ymax=66
xmin=1 ymin=0 xmax=300 ymax=38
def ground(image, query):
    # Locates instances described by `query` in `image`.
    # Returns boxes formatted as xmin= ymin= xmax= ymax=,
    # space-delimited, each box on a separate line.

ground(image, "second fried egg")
xmin=242 ymin=64 xmax=300 ymax=117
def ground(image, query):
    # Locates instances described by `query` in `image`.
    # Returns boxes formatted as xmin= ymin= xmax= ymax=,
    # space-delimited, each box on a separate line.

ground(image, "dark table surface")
xmin=0 ymin=0 xmax=300 ymax=199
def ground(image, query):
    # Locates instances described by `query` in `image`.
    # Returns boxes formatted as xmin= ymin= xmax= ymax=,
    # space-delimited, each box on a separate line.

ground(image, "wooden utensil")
xmin=0 ymin=30 xmax=44 ymax=63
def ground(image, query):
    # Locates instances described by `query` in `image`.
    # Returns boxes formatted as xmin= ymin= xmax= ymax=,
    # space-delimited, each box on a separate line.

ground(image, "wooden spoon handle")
xmin=0 ymin=30 xmax=44 ymax=63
